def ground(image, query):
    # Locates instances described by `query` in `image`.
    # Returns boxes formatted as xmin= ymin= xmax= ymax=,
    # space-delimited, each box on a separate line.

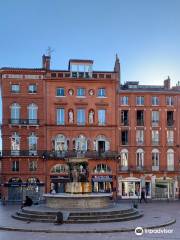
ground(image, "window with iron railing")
xmin=121 ymin=110 xmax=129 ymax=126
xmin=121 ymin=130 xmax=128 ymax=145
xmin=136 ymin=110 xmax=144 ymax=126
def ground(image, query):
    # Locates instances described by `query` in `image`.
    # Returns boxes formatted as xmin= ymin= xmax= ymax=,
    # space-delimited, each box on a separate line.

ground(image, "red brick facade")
xmin=0 ymin=55 xmax=180 ymax=202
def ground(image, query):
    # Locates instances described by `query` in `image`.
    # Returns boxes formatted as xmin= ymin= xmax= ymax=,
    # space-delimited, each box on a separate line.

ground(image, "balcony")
xmin=9 ymin=119 xmax=39 ymax=126
xmin=152 ymin=121 xmax=159 ymax=127
xmin=44 ymin=150 xmax=118 ymax=160
xmin=152 ymin=141 xmax=159 ymax=146
xmin=136 ymin=119 xmax=144 ymax=126
xmin=121 ymin=120 xmax=129 ymax=126
xmin=2 ymin=150 xmax=39 ymax=157
xmin=167 ymin=120 xmax=174 ymax=127
xmin=1 ymin=150 xmax=118 ymax=160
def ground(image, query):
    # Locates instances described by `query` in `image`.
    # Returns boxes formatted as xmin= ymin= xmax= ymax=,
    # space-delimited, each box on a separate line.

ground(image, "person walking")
xmin=140 ymin=188 xmax=147 ymax=203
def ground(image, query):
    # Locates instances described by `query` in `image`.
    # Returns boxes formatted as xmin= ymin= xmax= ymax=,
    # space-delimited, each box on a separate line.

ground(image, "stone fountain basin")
xmin=43 ymin=193 xmax=112 ymax=209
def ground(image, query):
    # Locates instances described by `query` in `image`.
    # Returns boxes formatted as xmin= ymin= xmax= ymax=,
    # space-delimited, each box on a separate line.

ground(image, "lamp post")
xmin=114 ymin=154 xmax=121 ymax=201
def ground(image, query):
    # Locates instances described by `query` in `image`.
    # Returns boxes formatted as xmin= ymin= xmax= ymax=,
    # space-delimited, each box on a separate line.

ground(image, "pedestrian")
xmin=21 ymin=196 xmax=33 ymax=209
xmin=140 ymin=188 xmax=147 ymax=203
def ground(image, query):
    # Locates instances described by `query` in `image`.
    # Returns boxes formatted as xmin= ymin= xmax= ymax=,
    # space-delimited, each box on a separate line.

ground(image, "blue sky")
xmin=0 ymin=0 xmax=180 ymax=86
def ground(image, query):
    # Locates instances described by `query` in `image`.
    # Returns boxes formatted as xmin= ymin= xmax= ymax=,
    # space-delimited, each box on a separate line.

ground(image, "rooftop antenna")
xmin=46 ymin=46 xmax=54 ymax=57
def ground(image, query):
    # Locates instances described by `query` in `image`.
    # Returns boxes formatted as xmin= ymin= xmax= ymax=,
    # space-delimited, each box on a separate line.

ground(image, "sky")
xmin=0 ymin=0 xmax=180 ymax=86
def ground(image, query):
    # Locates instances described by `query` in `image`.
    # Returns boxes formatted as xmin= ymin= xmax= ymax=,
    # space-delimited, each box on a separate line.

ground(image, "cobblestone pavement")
xmin=0 ymin=201 xmax=179 ymax=240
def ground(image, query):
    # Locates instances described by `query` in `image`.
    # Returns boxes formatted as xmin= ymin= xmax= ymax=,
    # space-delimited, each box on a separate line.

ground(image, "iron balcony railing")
xmin=167 ymin=120 xmax=174 ymax=127
xmin=136 ymin=119 xmax=144 ymax=126
xmin=9 ymin=119 xmax=40 ymax=125
xmin=1 ymin=150 xmax=118 ymax=160
xmin=118 ymin=165 xmax=177 ymax=172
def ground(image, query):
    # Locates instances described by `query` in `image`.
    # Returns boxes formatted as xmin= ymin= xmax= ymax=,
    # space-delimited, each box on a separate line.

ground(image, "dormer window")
xmin=69 ymin=60 xmax=93 ymax=78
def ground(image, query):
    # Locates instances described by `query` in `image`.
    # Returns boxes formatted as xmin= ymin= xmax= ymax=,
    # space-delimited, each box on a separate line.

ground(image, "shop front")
xmin=50 ymin=175 xmax=70 ymax=193
xmin=154 ymin=177 xmax=175 ymax=199
xmin=118 ymin=177 xmax=152 ymax=199
xmin=92 ymin=176 xmax=113 ymax=193
xmin=4 ymin=177 xmax=44 ymax=203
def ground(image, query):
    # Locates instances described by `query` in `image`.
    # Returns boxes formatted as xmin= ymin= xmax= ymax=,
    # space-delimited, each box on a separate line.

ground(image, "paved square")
xmin=0 ymin=201 xmax=179 ymax=240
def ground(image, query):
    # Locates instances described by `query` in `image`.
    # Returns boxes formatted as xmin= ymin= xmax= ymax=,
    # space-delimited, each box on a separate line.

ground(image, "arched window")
xmin=28 ymin=103 xmax=38 ymax=124
xmin=93 ymin=164 xmax=111 ymax=173
xmin=167 ymin=149 xmax=174 ymax=171
xmin=11 ymin=132 xmax=20 ymax=155
xmin=75 ymin=135 xmax=87 ymax=151
xmin=10 ymin=103 xmax=20 ymax=124
xmin=54 ymin=134 xmax=68 ymax=152
xmin=152 ymin=149 xmax=159 ymax=170
xmin=136 ymin=149 xmax=144 ymax=168
xmin=120 ymin=149 xmax=128 ymax=170
xmin=94 ymin=135 xmax=110 ymax=152
xmin=51 ymin=164 xmax=69 ymax=174
xmin=28 ymin=133 xmax=37 ymax=155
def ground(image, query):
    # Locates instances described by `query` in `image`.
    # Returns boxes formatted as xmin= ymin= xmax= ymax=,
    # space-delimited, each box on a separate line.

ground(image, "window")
xmin=70 ymin=63 xmax=92 ymax=78
xmin=98 ymin=88 xmax=106 ymax=97
xmin=152 ymin=111 xmax=159 ymax=126
xmin=136 ymin=96 xmax=144 ymax=105
xmin=56 ymin=88 xmax=65 ymax=96
xmin=136 ymin=110 xmax=144 ymax=126
xmin=152 ymin=130 xmax=159 ymax=145
xmin=121 ymin=130 xmax=128 ymax=145
xmin=136 ymin=130 xmax=144 ymax=145
xmin=28 ymin=103 xmax=38 ymax=124
xmin=28 ymin=133 xmax=37 ymax=155
xmin=166 ymin=96 xmax=173 ymax=106
xmin=54 ymin=134 xmax=68 ymax=151
xmin=10 ymin=103 xmax=20 ymax=124
xmin=57 ymin=108 xmax=65 ymax=125
xmin=98 ymin=109 xmax=106 ymax=125
xmin=11 ymin=132 xmax=20 ymax=156
xmin=11 ymin=84 xmax=20 ymax=93
xmin=152 ymin=149 xmax=159 ymax=171
xmin=167 ymin=130 xmax=174 ymax=145
xmin=51 ymin=164 xmax=69 ymax=173
xmin=167 ymin=111 xmax=174 ymax=126
xmin=12 ymin=160 xmax=19 ymax=172
xmin=28 ymin=84 xmax=37 ymax=93
xmin=136 ymin=149 xmax=144 ymax=169
xmin=152 ymin=96 xmax=159 ymax=105
xmin=77 ymin=109 xmax=85 ymax=125
xmin=77 ymin=88 xmax=85 ymax=97
xmin=167 ymin=149 xmax=174 ymax=171
xmin=121 ymin=110 xmax=129 ymax=125
xmin=93 ymin=164 xmax=111 ymax=173
xmin=75 ymin=135 xmax=87 ymax=151
xmin=29 ymin=160 xmax=37 ymax=171
xmin=120 ymin=149 xmax=128 ymax=170
xmin=121 ymin=96 xmax=128 ymax=105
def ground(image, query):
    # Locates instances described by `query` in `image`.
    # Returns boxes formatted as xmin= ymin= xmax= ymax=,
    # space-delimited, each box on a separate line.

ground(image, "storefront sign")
xmin=92 ymin=176 xmax=113 ymax=182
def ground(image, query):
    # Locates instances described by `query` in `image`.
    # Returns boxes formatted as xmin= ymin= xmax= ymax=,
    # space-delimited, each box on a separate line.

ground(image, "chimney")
xmin=164 ymin=76 xmax=171 ymax=89
xmin=42 ymin=54 xmax=50 ymax=70
xmin=114 ymin=54 xmax=120 ymax=82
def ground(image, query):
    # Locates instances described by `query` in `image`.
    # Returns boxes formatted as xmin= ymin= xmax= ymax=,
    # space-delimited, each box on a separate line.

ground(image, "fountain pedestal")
xmin=43 ymin=193 xmax=112 ymax=209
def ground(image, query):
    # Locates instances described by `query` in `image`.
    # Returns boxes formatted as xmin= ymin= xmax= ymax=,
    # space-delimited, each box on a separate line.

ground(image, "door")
xmin=98 ymin=141 xmax=105 ymax=153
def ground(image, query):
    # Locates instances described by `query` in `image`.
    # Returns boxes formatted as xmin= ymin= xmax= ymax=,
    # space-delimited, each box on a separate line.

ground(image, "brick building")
xmin=0 ymin=54 xmax=180 ymax=202
xmin=0 ymin=55 xmax=119 ymax=202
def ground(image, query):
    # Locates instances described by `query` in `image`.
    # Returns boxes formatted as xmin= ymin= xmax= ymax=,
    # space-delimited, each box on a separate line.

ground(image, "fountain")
xmin=12 ymin=157 xmax=143 ymax=223
xmin=44 ymin=158 xmax=112 ymax=209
